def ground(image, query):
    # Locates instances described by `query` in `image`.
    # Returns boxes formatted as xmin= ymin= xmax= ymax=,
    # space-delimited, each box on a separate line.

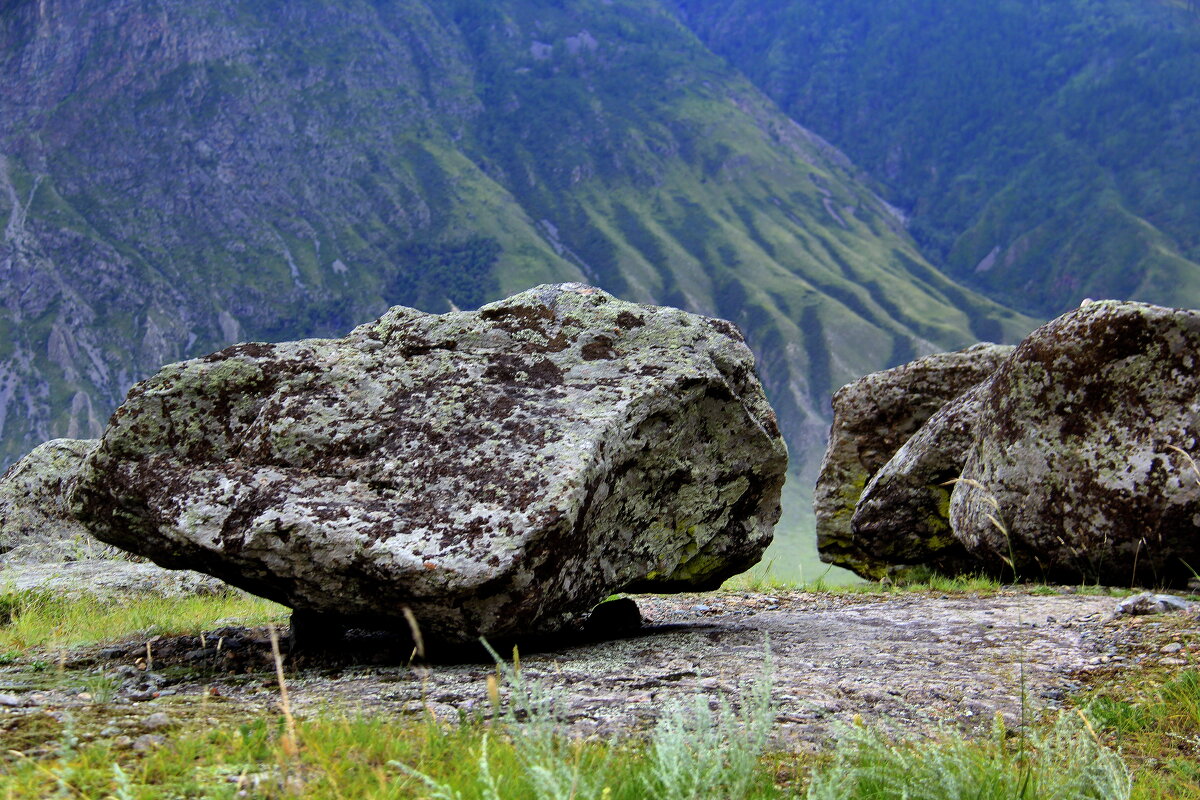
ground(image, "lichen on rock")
xmin=951 ymin=300 xmax=1200 ymax=586
xmin=0 ymin=438 xmax=114 ymax=563
xmin=70 ymin=284 xmax=787 ymax=645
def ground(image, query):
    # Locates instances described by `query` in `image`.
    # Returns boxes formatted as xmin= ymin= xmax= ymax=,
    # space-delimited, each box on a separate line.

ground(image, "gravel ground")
xmin=4 ymin=586 xmax=1196 ymax=752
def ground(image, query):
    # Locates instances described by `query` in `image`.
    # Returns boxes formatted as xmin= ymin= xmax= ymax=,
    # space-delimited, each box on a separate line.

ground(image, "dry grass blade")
xmin=401 ymin=605 xmax=425 ymax=661
xmin=268 ymin=623 xmax=300 ymax=759
xmin=1166 ymin=445 xmax=1200 ymax=485
xmin=943 ymin=477 xmax=1000 ymax=511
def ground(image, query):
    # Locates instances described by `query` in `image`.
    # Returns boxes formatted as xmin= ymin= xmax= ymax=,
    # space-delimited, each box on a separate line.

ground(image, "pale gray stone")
xmin=0 ymin=437 xmax=224 ymax=595
xmin=70 ymin=284 xmax=787 ymax=645
xmin=1115 ymin=592 xmax=1194 ymax=616
xmin=143 ymin=712 xmax=173 ymax=730
xmin=0 ymin=438 xmax=116 ymax=563
xmin=0 ymin=561 xmax=228 ymax=599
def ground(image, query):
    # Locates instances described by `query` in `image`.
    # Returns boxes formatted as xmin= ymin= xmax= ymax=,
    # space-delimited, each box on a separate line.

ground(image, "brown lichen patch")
xmin=615 ymin=311 xmax=645 ymax=329
xmin=705 ymin=318 xmax=745 ymax=343
xmin=581 ymin=336 xmax=618 ymax=361
xmin=217 ymin=342 xmax=278 ymax=360
xmin=399 ymin=340 xmax=458 ymax=358
xmin=482 ymin=354 xmax=564 ymax=387
xmin=479 ymin=303 xmax=555 ymax=335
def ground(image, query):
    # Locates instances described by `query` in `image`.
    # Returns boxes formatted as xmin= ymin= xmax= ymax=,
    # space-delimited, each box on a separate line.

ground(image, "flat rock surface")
xmin=0 ymin=561 xmax=227 ymax=598
xmin=7 ymin=590 xmax=1193 ymax=752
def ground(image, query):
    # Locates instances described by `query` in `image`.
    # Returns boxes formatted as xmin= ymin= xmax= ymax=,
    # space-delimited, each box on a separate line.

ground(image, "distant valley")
xmin=4 ymin=0 xmax=1194 ymax=577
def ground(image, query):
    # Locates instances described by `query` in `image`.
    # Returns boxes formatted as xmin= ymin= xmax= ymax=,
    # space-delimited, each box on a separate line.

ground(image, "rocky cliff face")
xmin=0 ymin=0 xmax=1032 ymax=510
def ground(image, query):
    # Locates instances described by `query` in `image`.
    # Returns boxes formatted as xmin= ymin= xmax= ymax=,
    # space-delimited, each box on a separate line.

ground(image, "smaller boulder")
xmin=847 ymin=383 xmax=993 ymax=580
xmin=0 ymin=438 xmax=228 ymax=596
xmin=0 ymin=439 xmax=116 ymax=563
xmin=815 ymin=343 xmax=1013 ymax=578
xmin=1115 ymin=593 xmax=1194 ymax=616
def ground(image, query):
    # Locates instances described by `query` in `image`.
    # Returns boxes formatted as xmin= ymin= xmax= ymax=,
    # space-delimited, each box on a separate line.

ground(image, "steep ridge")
xmin=0 ymin=0 xmax=1033 ymax=570
xmin=673 ymin=0 xmax=1200 ymax=318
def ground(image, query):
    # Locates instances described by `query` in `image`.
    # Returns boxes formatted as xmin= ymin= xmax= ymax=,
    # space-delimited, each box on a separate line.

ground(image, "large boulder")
xmin=815 ymin=343 xmax=1013 ymax=577
xmin=0 ymin=438 xmax=116 ymax=562
xmin=848 ymin=383 xmax=994 ymax=581
xmin=950 ymin=301 xmax=1200 ymax=586
xmin=70 ymin=284 xmax=787 ymax=645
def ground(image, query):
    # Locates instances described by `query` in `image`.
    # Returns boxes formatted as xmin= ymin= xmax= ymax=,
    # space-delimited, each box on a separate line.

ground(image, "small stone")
xmin=583 ymin=597 xmax=643 ymax=637
xmin=132 ymin=734 xmax=165 ymax=752
xmin=691 ymin=604 xmax=714 ymax=614
xmin=1161 ymin=642 xmax=1184 ymax=654
xmin=1116 ymin=593 xmax=1195 ymax=616
xmin=143 ymin=712 xmax=172 ymax=730
xmin=1161 ymin=657 xmax=1188 ymax=666
xmin=0 ymin=693 xmax=25 ymax=707
xmin=112 ymin=735 xmax=133 ymax=749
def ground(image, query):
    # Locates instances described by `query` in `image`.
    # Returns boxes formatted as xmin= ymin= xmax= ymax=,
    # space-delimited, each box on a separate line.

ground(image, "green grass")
xmin=1088 ymin=668 xmax=1200 ymax=799
xmin=2 ymin=588 xmax=1196 ymax=799
xmin=0 ymin=588 xmax=287 ymax=652
xmin=0 ymin=657 xmax=1156 ymax=800
xmin=725 ymin=567 xmax=1139 ymax=597
xmin=1 ymin=713 xmax=791 ymax=799
xmin=807 ymin=712 xmax=1130 ymax=800
xmin=724 ymin=570 xmax=1005 ymax=595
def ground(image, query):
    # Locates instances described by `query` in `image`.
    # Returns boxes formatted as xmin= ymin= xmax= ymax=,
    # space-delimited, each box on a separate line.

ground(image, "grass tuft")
xmin=0 ymin=588 xmax=287 ymax=651
xmin=1088 ymin=669 xmax=1200 ymax=798
xmin=806 ymin=711 xmax=1131 ymax=800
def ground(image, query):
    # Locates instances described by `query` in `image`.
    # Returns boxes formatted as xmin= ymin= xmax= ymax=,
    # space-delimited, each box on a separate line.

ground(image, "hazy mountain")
xmin=0 ymin=0 xmax=1036 ymax=576
xmin=674 ymin=0 xmax=1200 ymax=318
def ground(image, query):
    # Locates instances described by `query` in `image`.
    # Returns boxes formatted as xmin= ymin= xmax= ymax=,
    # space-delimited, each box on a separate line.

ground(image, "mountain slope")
xmin=0 ymin=1 xmax=1034 ymax=576
xmin=673 ymin=0 xmax=1200 ymax=317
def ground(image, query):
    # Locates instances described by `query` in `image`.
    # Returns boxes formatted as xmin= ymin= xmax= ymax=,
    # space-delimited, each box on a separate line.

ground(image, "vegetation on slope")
xmin=674 ymin=0 xmax=1200 ymax=317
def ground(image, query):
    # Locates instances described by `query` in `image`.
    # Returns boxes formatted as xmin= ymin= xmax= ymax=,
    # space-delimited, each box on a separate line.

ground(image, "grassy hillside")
xmin=674 ymin=0 xmax=1200 ymax=317
xmin=0 ymin=0 xmax=1034 ymax=578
